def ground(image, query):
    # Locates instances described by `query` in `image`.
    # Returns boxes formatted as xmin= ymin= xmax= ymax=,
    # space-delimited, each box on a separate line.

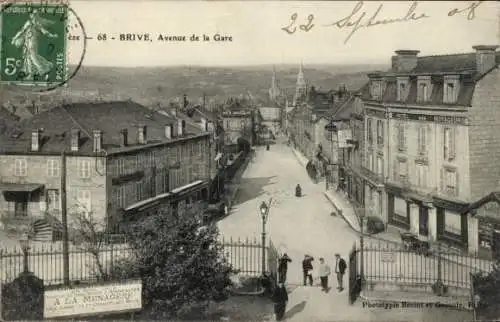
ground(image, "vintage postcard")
xmin=0 ymin=0 xmax=498 ymax=321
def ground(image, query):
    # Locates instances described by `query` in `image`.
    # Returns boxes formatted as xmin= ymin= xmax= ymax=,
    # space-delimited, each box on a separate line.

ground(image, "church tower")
xmin=293 ymin=62 xmax=307 ymax=106
xmin=268 ymin=65 xmax=281 ymax=102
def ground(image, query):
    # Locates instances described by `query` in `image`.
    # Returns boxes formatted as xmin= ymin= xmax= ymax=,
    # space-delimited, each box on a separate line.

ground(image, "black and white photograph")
xmin=0 ymin=1 xmax=498 ymax=321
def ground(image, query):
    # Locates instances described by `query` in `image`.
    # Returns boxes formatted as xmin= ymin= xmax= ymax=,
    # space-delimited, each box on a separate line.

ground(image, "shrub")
xmin=123 ymin=210 xmax=235 ymax=319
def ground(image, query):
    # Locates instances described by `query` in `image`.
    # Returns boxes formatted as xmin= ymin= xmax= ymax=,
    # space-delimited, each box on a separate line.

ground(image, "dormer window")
xmin=443 ymin=75 xmax=460 ymax=103
xmin=417 ymin=76 xmax=431 ymax=102
xmin=396 ymin=77 xmax=409 ymax=101
xmin=370 ymin=80 xmax=383 ymax=100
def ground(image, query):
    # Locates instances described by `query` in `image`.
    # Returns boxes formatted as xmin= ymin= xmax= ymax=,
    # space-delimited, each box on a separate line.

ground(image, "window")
xmin=47 ymin=159 xmax=60 ymax=177
xmin=367 ymin=118 xmax=373 ymax=145
xmin=47 ymin=189 xmax=60 ymax=211
xmin=368 ymin=153 xmax=374 ymax=172
xmin=371 ymin=81 xmax=382 ymax=99
xmin=376 ymin=120 xmax=384 ymax=146
xmin=114 ymin=186 xmax=126 ymax=208
xmin=417 ymin=126 xmax=427 ymax=154
xmin=397 ymin=83 xmax=406 ymax=101
xmin=444 ymin=82 xmax=456 ymax=103
xmin=15 ymin=201 xmax=28 ymax=217
xmin=397 ymin=123 xmax=406 ymax=151
xmin=78 ymin=160 xmax=91 ymax=178
xmin=445 ymin=169 xmax=458 ymax=195
xmin=418 ymin=83 xmax=429 ymax=102
xmin=443 ymin=127 xmax=456 ymax=161
xmin=14 ymin=159 xmax=27 ymax=176
xmin=397 ymin=160 xmax=408 ymax=182
xmin=76 ymin=190 xmax=92 ymax=213
xmin=136 ymin=180 xmax=145 ymax=201
xmin=376 ymin=156 xmax=383 ymax=177
xmin=416 ymin=163 xmax=427 ymax=188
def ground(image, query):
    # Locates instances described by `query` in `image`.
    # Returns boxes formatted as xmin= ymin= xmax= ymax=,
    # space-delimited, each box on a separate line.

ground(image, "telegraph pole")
xmin=61 ymin=151 xmax=70 ymax=286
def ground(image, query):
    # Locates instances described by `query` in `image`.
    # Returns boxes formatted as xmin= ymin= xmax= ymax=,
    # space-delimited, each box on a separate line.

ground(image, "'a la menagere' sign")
xmin=44 ymin=280 xmax=142 ymax=318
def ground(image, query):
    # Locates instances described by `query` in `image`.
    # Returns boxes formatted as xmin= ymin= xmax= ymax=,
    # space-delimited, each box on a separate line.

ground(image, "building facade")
xmin=360 ymin=46 xmax=500 ymax=255
xmin=0 ymin=101 xmax=213 ymax=236
xmin=222 ymin=109 xmax=255 ymax=146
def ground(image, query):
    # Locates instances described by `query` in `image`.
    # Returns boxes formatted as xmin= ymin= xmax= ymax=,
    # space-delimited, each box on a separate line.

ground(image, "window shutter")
xmin=455 ymin=171 xmax=459 ymax=196
xmin=403 ymin=123 xmax=407 ymax=151
xmin=440 ymin=168 xmax=444 ymax=192
xmin=449 ymin=128 xmax=456 ymax=160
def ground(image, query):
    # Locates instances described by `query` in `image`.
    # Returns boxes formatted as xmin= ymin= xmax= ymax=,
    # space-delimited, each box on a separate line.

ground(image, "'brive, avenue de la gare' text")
xmin=68 ymin=33 xmax=234 ymax=42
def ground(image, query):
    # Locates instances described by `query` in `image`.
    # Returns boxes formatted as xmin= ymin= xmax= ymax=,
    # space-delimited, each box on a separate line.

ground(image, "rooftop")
xmin=0 ymin=101 xmax=208 ymax=155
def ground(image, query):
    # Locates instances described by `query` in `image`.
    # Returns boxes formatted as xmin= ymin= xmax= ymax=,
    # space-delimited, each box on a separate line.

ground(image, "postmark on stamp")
xmin=0 ymin=3 xmax=68 ymax=87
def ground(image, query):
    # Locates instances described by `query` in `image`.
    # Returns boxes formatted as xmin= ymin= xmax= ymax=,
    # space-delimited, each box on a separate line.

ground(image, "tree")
xmin=474 ymin=258 xmax=500 ymax=319
xmin=122 ymin=210 xmax=235 ymax=319
xmin=70 ymin=210 xmax=110 ymax=280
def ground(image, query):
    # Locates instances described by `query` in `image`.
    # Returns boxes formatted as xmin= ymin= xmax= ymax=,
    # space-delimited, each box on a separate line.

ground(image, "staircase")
xmin=31 ymin=216 xmax=63 ymax=242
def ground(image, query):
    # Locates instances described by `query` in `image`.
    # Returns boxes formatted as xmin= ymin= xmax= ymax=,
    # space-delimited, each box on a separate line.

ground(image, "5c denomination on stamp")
xmin=1 ymin=3 xmax=68 ymax=87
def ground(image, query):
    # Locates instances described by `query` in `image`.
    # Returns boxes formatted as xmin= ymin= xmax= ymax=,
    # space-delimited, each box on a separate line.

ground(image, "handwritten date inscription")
xmin=282 ymin=1 xmax=484 ymax=44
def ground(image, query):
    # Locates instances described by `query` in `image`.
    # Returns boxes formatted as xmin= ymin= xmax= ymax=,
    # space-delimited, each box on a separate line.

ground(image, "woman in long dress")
xmin=10 ymin=9 xmax=58 ymax=81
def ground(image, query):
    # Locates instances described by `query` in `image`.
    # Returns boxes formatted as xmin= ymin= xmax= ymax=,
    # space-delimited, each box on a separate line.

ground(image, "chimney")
xmin=70 ymin=129 xmax=80 ymax=152
xmin=92 ymin=130 xmax=103 ymax=152
xmin=31 ymin=129 xmax=41 ymax=151
xmin=178 ymin=119 xmax=185 ymax=136
xmin=200 ymin=118 xmax=208 ymax=131
xmin=137 ymin=124 xmax=147 ymax=144
xmin=165 ymin=124 xmax=172 ymax=139
xmin=392 ymin=50 xmax=420 ymax=72
xmin=120 ymin=129 xmax=128 ymax=147
xmin=473 ymin=45 xmax=499 ymax=75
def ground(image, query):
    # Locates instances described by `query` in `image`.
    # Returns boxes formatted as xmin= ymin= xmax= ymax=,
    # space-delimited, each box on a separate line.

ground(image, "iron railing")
xmin=362 ymin=241 xmax=494 ymax=290
xmin=1 ymin=235 xmax=274 ymax=285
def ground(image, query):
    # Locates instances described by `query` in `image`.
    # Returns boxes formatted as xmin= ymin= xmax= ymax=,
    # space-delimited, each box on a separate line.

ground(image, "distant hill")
xmin=0 ymin=64 xmax=388 ymax=115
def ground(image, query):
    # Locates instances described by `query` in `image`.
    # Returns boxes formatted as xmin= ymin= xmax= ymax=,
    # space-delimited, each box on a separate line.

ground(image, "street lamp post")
xmin=19 ymin=232 xmax=30 ymax=273
xmin=259 ymin=200 xmax=271 ymax=276
xmin=357 ymin=208 xmax=367 ymax=286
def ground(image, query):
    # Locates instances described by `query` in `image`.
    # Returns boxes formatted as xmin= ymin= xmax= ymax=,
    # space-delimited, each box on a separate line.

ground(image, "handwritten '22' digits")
xmin=282 ymin=13 xmax=315 ymax=34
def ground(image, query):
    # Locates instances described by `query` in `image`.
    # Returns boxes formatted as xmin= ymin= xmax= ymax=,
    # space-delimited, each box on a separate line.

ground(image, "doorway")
xmin=419 ymin=206 xmax=429 ymax=236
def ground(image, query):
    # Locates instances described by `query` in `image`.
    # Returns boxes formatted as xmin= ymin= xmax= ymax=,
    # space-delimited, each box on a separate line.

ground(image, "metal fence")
xmin=219 ymin=236 xmax=274 ymax=277
xmin=0 ymin=236 xmax=273 ymax=286
xmin=362 ymin=241 xmax=494 ymax=290
xmin=0 ymin=242 xmax=132 ymax=285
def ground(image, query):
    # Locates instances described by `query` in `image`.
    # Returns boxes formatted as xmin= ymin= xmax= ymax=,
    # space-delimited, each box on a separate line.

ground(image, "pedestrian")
xmin=272 ymin=282 xmax=288 ymax=321
xmin=334 ymin=253 xmax=347 ymax=292
xmin=317 ymin=257 xmax=331 ymax=292
xmin=278 ymin=253 xmax=292 ymax=284
xmin=302 ymin=254 xmax=314 ymax=286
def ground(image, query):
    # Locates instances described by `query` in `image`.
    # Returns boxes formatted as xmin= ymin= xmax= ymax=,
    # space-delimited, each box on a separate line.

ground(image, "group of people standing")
xmin=301 ymin=253 xmax=347 ymax=292
xmin=271 ymin=252 xmax=347 ymax=321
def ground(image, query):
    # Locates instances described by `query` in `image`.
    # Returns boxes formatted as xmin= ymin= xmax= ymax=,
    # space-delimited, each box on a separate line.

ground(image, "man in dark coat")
xmin=334 ymin=253 xmax=347 ymax=292
xmin=278 ymin=253 xmax=292 ymax=284
xmin=272 ymin=283 xmax=288 ymax=321
xmin=302 ymin=254 xmax=314 ymax=286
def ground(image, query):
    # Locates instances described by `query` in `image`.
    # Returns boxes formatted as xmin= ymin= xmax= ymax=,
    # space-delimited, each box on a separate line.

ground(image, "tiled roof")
xmin=0 ymin=101 xmax=207 ymax=155
xmin=363 ymin=50 xmax=500 ymax=107
xmin=331 ymin=96 xmax=356 ymax=121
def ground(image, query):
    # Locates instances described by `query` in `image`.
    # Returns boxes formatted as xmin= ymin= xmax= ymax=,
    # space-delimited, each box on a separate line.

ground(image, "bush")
xmin=474 ymin=264 xmax=500 ymax=319
xmin=123 ymin=210 xmax=236 ymax=319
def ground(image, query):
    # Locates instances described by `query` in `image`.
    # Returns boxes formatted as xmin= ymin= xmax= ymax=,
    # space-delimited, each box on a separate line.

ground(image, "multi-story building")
xmin=0 ymin=101 xmax=212 ymax=235
xmin=222 ymin=109 xmax=255 ymax=146
xmin=360 ymin=46 xmax=500 ymax=255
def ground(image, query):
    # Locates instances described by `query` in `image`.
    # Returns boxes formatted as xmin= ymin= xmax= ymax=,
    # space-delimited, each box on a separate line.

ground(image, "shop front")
xmin=433 ymin=197 xmax=468 ymax=250
xmin=386 ymin=184 xmax=410 ymax=231
xmin=461 ymin=192 xmax=500 ymax=259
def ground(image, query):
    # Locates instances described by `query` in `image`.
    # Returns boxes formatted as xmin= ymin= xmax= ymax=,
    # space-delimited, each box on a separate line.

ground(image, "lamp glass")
xmin=260 ymin=202 xmax=268 ymax=215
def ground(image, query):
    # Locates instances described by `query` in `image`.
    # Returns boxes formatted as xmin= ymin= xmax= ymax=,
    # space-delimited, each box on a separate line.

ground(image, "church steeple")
xmin=293 ymin=62 xmax=307 ymax=106
xmin=269 ymin=65 xmax=281 ymax=102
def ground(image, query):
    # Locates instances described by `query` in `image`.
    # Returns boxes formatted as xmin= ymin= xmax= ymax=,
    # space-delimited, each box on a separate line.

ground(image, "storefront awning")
xmin=0 ymin=183 xmax=44 ymax=193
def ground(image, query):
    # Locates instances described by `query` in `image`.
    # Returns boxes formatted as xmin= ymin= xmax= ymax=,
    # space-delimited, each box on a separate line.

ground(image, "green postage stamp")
xmin=0 ymin=3 xmax=68 ymax=86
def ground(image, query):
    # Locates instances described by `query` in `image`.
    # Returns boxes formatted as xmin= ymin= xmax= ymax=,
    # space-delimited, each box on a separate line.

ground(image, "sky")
xmin=62 ymin=1 xmax=499 ymax=67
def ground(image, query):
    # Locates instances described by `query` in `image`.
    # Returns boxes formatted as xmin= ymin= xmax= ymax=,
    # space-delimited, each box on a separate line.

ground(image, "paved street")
xmin=218 ymin=142 xmax=358 ymax=285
